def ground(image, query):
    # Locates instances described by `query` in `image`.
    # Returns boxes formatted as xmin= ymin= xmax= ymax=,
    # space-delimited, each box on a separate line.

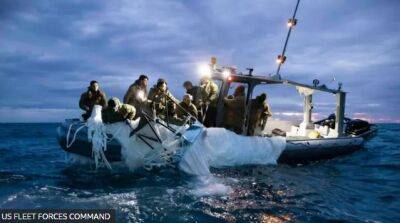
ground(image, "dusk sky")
xmin=0 ymin=0 xmax=399 ymax=123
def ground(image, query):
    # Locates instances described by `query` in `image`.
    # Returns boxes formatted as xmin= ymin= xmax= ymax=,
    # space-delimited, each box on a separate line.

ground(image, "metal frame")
xmin=129 ymin=111 xmax=179 ymax=151
xmin=211 ymin=69 xmax=346 ymax=136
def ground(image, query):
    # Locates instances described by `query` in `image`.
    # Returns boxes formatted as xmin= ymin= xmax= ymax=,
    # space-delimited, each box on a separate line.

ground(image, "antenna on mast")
xmin=275 ymin=0 xmax=301 ymax=79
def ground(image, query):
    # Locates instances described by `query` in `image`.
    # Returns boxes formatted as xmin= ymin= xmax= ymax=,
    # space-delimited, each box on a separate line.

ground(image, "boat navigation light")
xmin=276 ymin=55 xmax=286 ymax=64
xmin=287 ymin=18 xmax=297 ymax=28
xmin=222 ymin=69 xmax=231 ymax=79
xmin=198 ymin=64 xmax=212 ymax=78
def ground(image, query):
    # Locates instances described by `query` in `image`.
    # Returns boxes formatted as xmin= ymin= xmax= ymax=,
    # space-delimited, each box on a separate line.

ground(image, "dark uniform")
xmin=186 ymin=85 xmax=204 ymax=120
xmin=148 ymin=86 xmax=179 ymax=120
xmin=248 ymin=95 xmax=272 ymax=135
xmin=177 ymin=101 xmax=198 ymax=120
xmin=201 ymin=79 xmax=219 ymax=127
xmin=79 ymin=88 xmax=107 ymax=120
xmin=186 ymin=86 xmax=203 ymax=107
xmin=102 ymin=98 xmax=136 ymax=124
xmin=183 ymin=81 xmax=205 ymax=121
xmin=223 ymin=94 xmax=245 ymax=134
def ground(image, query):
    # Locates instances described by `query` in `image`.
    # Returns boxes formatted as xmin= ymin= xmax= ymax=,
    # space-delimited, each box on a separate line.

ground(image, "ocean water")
xmin=0 ymin=123 xmax=399 ymax=222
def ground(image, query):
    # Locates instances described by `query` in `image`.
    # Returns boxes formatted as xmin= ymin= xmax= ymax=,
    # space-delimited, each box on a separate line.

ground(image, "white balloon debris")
xmin=83 ymin=105 xmax=286 ymax=175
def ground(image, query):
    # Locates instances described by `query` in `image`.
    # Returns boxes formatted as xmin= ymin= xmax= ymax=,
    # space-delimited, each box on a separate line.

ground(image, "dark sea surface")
xmin=0 ymin=123 xmax=399 ymax=222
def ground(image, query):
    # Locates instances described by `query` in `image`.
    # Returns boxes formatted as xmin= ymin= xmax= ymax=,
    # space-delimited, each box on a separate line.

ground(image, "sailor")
xmin=248 ymin=93 xmax=272 ymax=135
xmin=148 ymin=79 xmax=179 ymax=119
xmin=177 ymin=94 xmax=198 ymax=122
xmin=166 ymin=102 xmax=186 ymax=126
xmin=223 ymin=85 xmax=246 ymax=134
xmin=79 ymin=80 xmax=107 ymax=120
xmin=200 ymin=77 xmax=219 ymax=127
xmin=258 ymin=93 xmax=272 ymax=129
xmin=147 ymin=78 xmax=163 ymax=100
xmin=183 ymin=81 xmax=204 ymax=120
xmin=123 ymin=74 xmax=149 ymax=116
xmin=183 ymin=81 xmax=203 ymax=106
xmin=102 ymin=97 xmax=136 ymax=124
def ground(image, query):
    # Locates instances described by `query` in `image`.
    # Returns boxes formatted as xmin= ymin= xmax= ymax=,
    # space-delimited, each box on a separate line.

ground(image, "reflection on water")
xmin=0 ymin=123 xmax=399 ymax=222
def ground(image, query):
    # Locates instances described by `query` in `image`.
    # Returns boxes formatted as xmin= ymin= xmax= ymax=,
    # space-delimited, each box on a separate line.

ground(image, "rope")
xmin=65 ymin=113 xmax=113 ymax=170
xmin=66 ymin=122 xmax=86 ymax=149
xmin=105 ymin=125 xmax=124 ymax=143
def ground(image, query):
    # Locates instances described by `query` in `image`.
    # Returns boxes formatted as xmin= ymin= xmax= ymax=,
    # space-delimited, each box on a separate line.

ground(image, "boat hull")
xmin=57 ymin=120 xmax=122 ymax=162
xmin=279 ymin=137 xmax=363 ymax=164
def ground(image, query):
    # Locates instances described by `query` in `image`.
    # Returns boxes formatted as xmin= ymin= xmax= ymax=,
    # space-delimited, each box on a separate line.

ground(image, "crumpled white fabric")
xmin=179 ymin=128 xmax=286 ymax=176
xmin=86 ymin=106 xmax=286 ymax=175
xmin=87 ymin=105 xmax=112 ymax=169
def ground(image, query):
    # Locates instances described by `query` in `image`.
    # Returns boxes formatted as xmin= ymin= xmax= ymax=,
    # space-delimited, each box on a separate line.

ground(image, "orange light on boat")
xmin=276 ymin=55 xmax=286 ymax=64
xmin=287 ymin=18 xmax=297 ymax=28
xmin=222 ymin=69 xmax=230 ymax=79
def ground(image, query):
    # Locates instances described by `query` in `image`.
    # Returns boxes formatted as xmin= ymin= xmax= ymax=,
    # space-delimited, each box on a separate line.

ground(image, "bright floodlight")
xmin=222 ymin=69 xmax=230 ymax=79
xmin=198 ymin=64 xmax=211 ymax=78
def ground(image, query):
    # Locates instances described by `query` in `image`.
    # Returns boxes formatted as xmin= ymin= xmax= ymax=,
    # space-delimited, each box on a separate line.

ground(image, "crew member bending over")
xmin=177 ymin=94 xmax=198 ymax=122
xmin=183 ymin=81 xmax=203 ymax=120
xmin=102 ymin=97 xmax=136 ymax=124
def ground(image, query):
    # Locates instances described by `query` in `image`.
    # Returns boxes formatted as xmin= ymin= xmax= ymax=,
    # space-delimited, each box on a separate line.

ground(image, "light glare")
xmin=198 ymin=64 xmax=211 ymax=78
xmin=222 ymin=70 xmax=230 ymax=79
xmin=136 ymin=90 xmax=145 ymax=101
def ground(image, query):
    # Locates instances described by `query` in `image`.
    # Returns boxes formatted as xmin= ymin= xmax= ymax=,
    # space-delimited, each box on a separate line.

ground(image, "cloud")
xmin=0 ymin=0 xmax=399 ymax=122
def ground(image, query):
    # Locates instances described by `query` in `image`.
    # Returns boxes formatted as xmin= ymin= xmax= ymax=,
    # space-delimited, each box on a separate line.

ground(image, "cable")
xmin=275 ymin=0 xmax=301 ymax=76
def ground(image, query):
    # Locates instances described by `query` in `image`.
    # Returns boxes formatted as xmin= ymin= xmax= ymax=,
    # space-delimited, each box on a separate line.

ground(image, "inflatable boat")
xmin=56 ymin=60 xmax=377 ymax=165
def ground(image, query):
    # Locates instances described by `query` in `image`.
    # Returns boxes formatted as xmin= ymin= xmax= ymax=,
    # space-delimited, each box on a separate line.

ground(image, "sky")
xmin=0 ymin=0 xmax=399 ymax=123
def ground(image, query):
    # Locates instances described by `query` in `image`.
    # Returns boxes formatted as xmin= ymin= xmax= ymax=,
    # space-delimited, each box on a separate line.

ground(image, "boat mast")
xmin=275 ymin=0 xmax=301 ymax=78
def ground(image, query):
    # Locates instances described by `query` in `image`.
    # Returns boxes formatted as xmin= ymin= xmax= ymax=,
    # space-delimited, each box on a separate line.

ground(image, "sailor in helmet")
xmin=102 ymin=97 xmax=136 ymax=124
